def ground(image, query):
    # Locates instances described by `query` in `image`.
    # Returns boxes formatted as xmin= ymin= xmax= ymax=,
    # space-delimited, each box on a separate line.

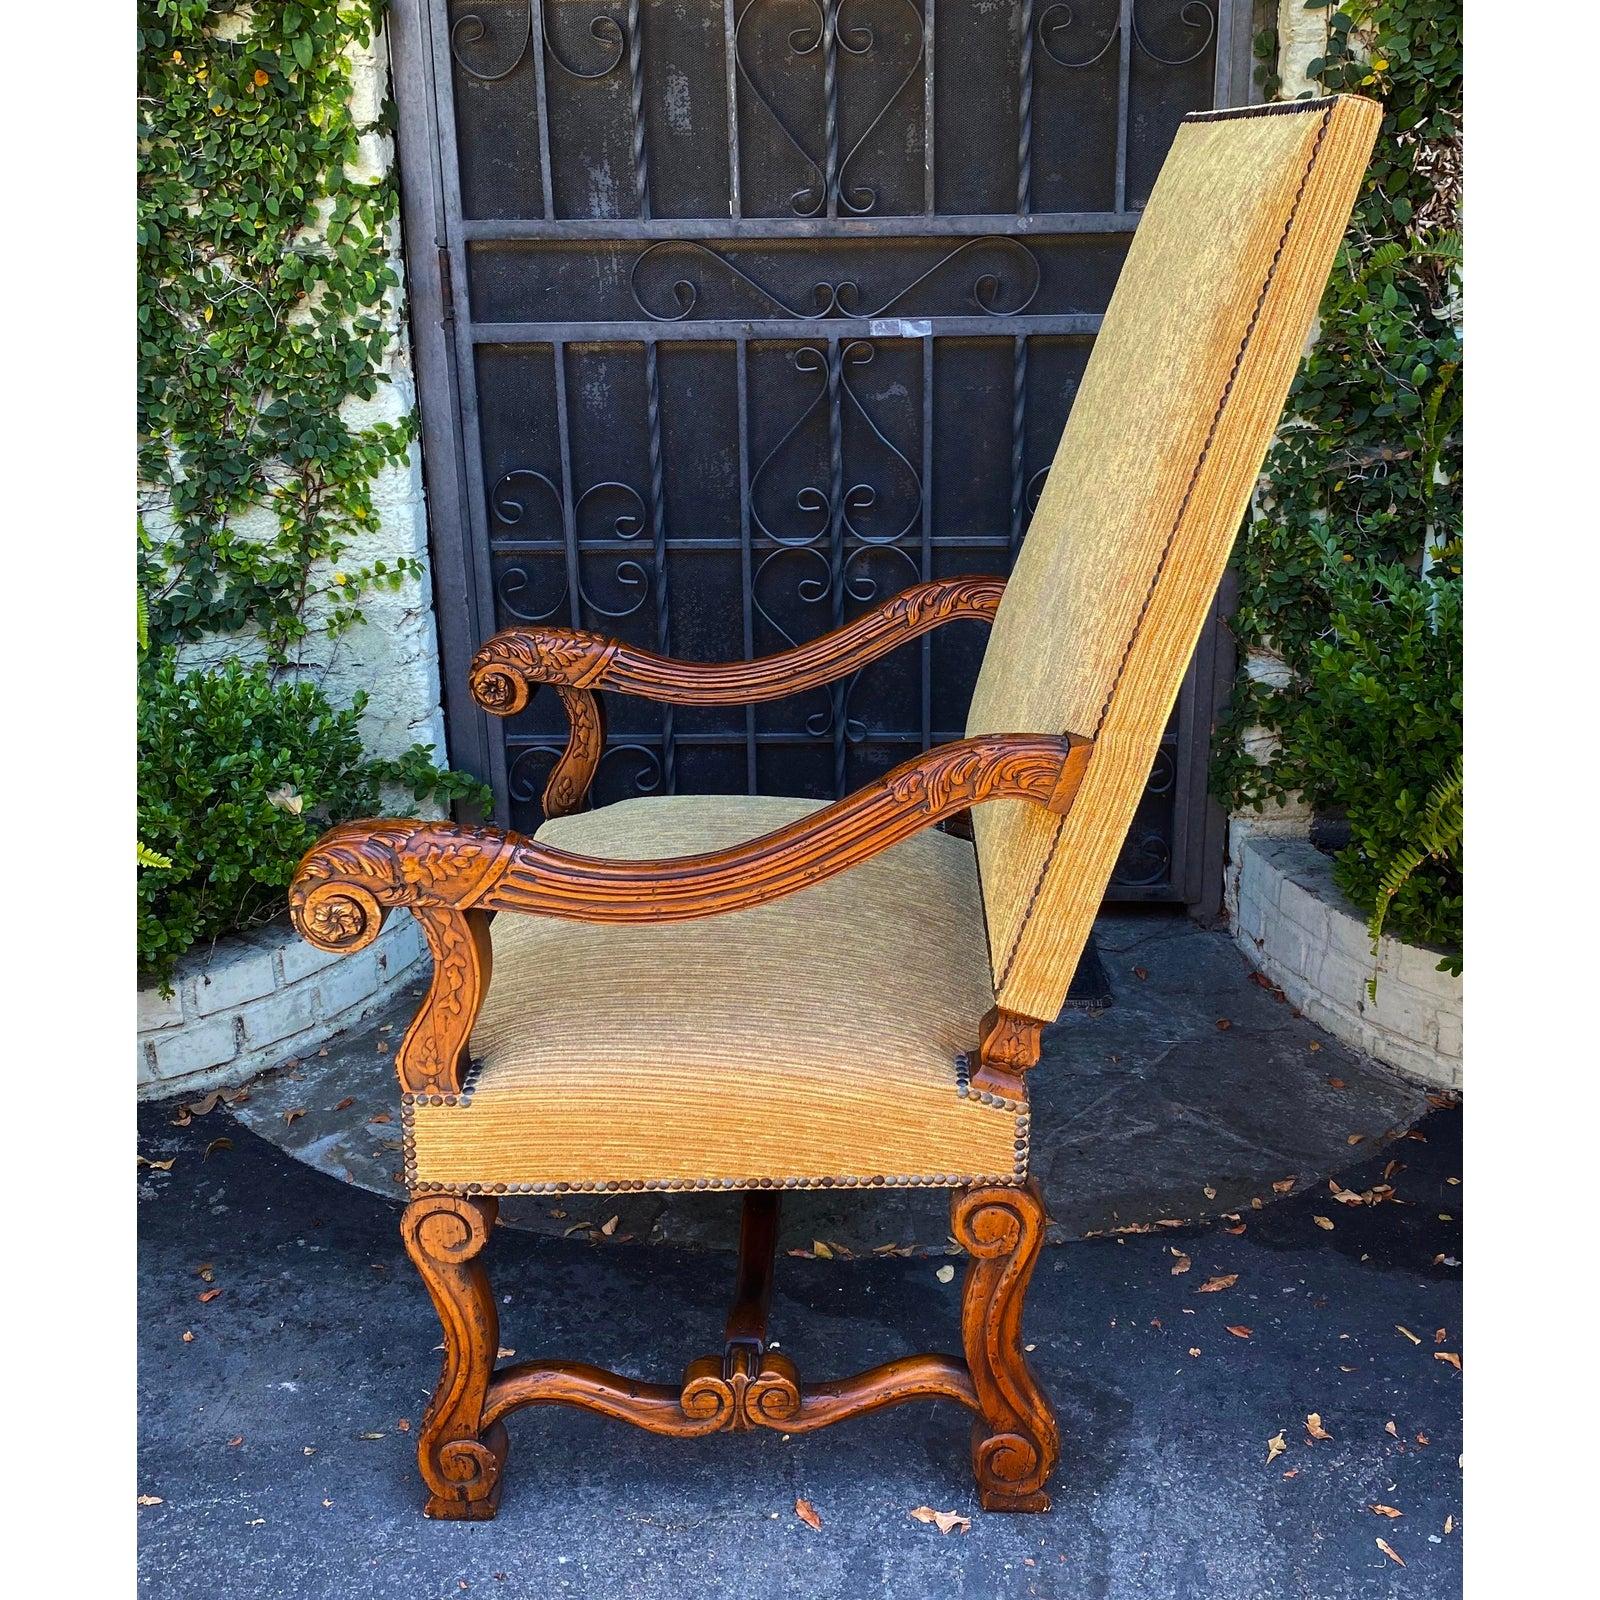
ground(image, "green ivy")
xmin=137 ymin=2 xmax=481 ymax=979
xmin=1216 ymin=0 xmax=1462 ymax=963
xmin=138 ymin=0 xmax=416 ymax=657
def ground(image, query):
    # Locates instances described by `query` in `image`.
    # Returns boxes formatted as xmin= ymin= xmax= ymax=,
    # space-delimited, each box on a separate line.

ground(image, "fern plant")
xmin=1367 ymin=756 xmax=1463 ymax=997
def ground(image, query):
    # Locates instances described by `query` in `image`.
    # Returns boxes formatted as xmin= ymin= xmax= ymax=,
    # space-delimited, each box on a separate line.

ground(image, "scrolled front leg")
xmin=402 ymin=1194 xmax=509 ymax=1521
xmin=952 ymin=1180 xmax=1060 ymax=1511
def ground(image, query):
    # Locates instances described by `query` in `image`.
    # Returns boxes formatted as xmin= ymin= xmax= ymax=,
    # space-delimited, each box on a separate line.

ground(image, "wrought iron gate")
xmin=390 ymin=0 xmax=1251 ymax=904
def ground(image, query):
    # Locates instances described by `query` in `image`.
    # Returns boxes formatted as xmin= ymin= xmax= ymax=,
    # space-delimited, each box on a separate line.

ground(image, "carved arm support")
xmin=288 ymin=729 xmax=1091 ymax=1096
xmin=467 ymin=577 xmax=1006 ymax=817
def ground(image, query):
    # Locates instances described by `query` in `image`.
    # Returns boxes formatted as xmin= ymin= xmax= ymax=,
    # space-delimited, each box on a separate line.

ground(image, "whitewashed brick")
xmin=1434 ymin=1009 xmax=1462 ymax=1058
xmin=190 ymin=946 xmax=278 ymax=1015
xmin=278 ymin=936 xmax=342 ymax=986
xmin=237 ymin=982 xmax=321 ymax=1049
xmin=315 ymin=949 xmax=385 ymax=1020
xmin=138 ymin=985 xmax=185 ymax=1031
xmin=146 ymin=1015 xmax=238 ymax=1080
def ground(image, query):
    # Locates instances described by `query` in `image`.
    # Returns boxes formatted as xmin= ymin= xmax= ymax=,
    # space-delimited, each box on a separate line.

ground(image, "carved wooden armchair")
xmin=289 ymin=97 xmax=1378 ymax=1519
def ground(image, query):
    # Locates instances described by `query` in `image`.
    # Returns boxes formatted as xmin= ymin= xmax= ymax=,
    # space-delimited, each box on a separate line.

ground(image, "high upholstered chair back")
xmin=966 ymin=95 xmax=1381 ymax=1024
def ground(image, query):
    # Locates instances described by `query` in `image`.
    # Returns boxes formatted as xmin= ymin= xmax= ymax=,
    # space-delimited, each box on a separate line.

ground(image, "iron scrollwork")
xmin=735 ymin=0 xmax=926 ymax=218
xmin=630 ymin=234 xmax=1041 ymax=324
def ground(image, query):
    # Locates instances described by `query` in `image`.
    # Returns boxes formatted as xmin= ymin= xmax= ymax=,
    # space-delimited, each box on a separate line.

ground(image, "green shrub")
xmin=138 ymin=654 xmax=491 ymax=987
xmin=1217 ymin=0 xmax=1462 ymax=966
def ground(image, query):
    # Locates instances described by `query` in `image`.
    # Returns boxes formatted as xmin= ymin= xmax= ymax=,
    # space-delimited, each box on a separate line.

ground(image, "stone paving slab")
xmin=222 ymin=912 xmax=1433 ymax=1256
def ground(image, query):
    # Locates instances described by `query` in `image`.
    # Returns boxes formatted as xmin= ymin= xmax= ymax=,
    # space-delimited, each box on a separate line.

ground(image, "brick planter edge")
xmin=1224 ymin=818 xmax=1462 ymax=1092
xmin=137 ymin=913 xmax=427 ymax=1102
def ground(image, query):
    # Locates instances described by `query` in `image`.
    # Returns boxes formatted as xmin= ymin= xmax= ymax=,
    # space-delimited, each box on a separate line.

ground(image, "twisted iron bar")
xmin=624 ymin=0 xmax=651 ymax=218
xmin=1016 ymin=0 xmax=1035 ymax=213
xmin=643 ymin=344 xmax=674 ymax=790
xmin=1009 ymin=336 xmax=1030 ymax=558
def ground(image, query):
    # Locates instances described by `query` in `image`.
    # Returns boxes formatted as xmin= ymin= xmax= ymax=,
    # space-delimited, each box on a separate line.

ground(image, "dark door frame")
xmin=387 ymin=0 xmax=1255 ymax=915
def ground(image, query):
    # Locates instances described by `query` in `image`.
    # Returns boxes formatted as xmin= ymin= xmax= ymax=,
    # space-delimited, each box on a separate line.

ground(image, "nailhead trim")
xmin=400 ymin=1057 xmax=1030 ymax=1194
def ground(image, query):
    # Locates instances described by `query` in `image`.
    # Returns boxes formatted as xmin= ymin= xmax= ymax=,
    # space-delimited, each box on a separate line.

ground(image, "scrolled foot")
xmin=953 ymin=1180 xmax=1060 ymax=1514
xmin=402 ymin=1194 xmax=509 ymax=1520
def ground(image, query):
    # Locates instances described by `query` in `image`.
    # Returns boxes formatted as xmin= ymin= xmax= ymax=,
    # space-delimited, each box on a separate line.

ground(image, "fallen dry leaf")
xmin=1371 ymin=1504 xmax=1403 ymax=1518
xmin=600 ymin=1215 xmax=620 ymax=1237
xmin=1188 ymin=1347 xmax=1201 ymax=1358
xmin=795 ymin=1497 xmax=822 ymax=1531
xmin=1283 ymin=1468 xmax=1299 ymax=1479
xmin=1384 ymin=1421 xmax=1399 ymax=1438
xmin=368 ymin=1112 xmax=392 ymax=1126
xmin=1169 ymin=1250 xmax=1191 ymax=1276
xmin=1346 ymin=1133 xmax=1366 ymax=1146
xmin=1271 ymin=1177 xmax=1297 ymax=1194
xmin=1226 ymin=1326 xmax=1252 ymax=1339
xmin=227 ymin=1435 xmax=243 ymax=1447
xmin=1265 ymin=1431 xmax=1287 ymax=1465
xmin=181 ymin=1331 xmax=194 ymax=1343
xmin=396 ymin=1418 xmax=411 ymax=1432
xmin=334 ymin=1096 xmax=356 ymax=1112
xmin=137 ymin=1495 xmax=163 ymax=1507
xmin=1395 ymin=1325 xmax=1421 ymax=1345
xmin=812 ymin=1240 xmax=834 ymax=1260
xmin=1416 ymin=1432 xmax=1430 ymax=1447
xmin=1444 ymin=1515 xmax=1454 ymax=1534
xmin=357 ymin=1432 xmax=385 ymax=1441
xmin=138 ymin=1155 xmax=177 ymax=1172
xmin=1215 ymin=1018 xmax=1232 ymax=1031
xmin=1197 ymin=1274 xmax=1238 ymax=1294
xmin=1132 ymin=966 xmax=1149 ymax=981
xmin=497 ymin=1346 xmax=516 ymax=1359
xmin=203 ymin=1137 xmax=232 ymax=1160
xmin=1434 ymin=1351 xmax=1462 ymax=1371
xmin=1313 ymin=1216 xmax=1335 ymax=1231
xmin=908 ymin=1506 xmax=971 ymax=1535
xmin=197 ymin=1288 xmax=222 ymax=1304
xmin=1305 ymin=1413 xmax=1332 ymax=1442
xmin=284 ymin=1107 xmax=306 ymax=1125
xmin=1326 ymin=1076 xmax=1346 ymax=1089
xmin=1434 ymin=1327 xmax=1447 ymax=1344
xmin=1308 ymin=1040 xmax=1322 ymax=1051
xmin=935 ymin=1264 xmax=956 ymax=1283
xmin=1376 ymin=1537 xmax=1405 ymax=1567
xmin=1203 ymin=1185 xmax=1217 ymax=1200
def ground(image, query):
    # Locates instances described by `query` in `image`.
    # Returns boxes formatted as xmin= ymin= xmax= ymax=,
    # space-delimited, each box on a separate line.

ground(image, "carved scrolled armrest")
xmin=467 ymin=577 xmax=1006 ymax=817
xmin=287 ymin=728 xmax=1090 ymax=1096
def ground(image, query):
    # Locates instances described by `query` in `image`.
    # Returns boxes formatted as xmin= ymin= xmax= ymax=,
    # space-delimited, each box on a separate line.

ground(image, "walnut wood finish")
xmin=724 ymin=1194 xmax=781 ymax=1362
xmin=970 ymin=1006 xmax=1046 ymax=1101
xmin=401 ymin=1193 xmax=509 ymax=1521
xmin=289 ymin=731 xmax=1091 ymax=1096
xmin=468 ymin=577 xmax=1005 ymax=815
xmin=470 ymin=577 xmax=1006 ymax=714
xmin=399 ymin=1182 xmax=1058 ymax=1514
xmin=953 ymin=1180 xmax=1060 ymax=1511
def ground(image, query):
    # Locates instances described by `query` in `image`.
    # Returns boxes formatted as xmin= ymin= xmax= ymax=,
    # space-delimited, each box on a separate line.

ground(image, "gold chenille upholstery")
xmin=969 ymin=96 xmax=1381 ymax=1022
xmin=405 ymin=797 xmax=1019 ymax=1194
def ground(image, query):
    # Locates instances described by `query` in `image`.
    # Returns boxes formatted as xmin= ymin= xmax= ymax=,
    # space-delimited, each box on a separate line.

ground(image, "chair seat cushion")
xmin=404 ymin=795 xmax=1026 ymax=1196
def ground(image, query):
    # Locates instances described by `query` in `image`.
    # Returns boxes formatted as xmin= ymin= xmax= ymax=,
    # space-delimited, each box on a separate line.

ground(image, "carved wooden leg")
xmin=951 ymin=1180 xmax=1060 ymax=1512
xmin=401 ymin=1193 xmax=509 ymax=1520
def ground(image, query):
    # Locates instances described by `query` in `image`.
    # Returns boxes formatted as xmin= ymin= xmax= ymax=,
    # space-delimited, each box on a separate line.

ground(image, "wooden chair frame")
xmin=290 ymin=578 xmax=1087 ymax=1517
